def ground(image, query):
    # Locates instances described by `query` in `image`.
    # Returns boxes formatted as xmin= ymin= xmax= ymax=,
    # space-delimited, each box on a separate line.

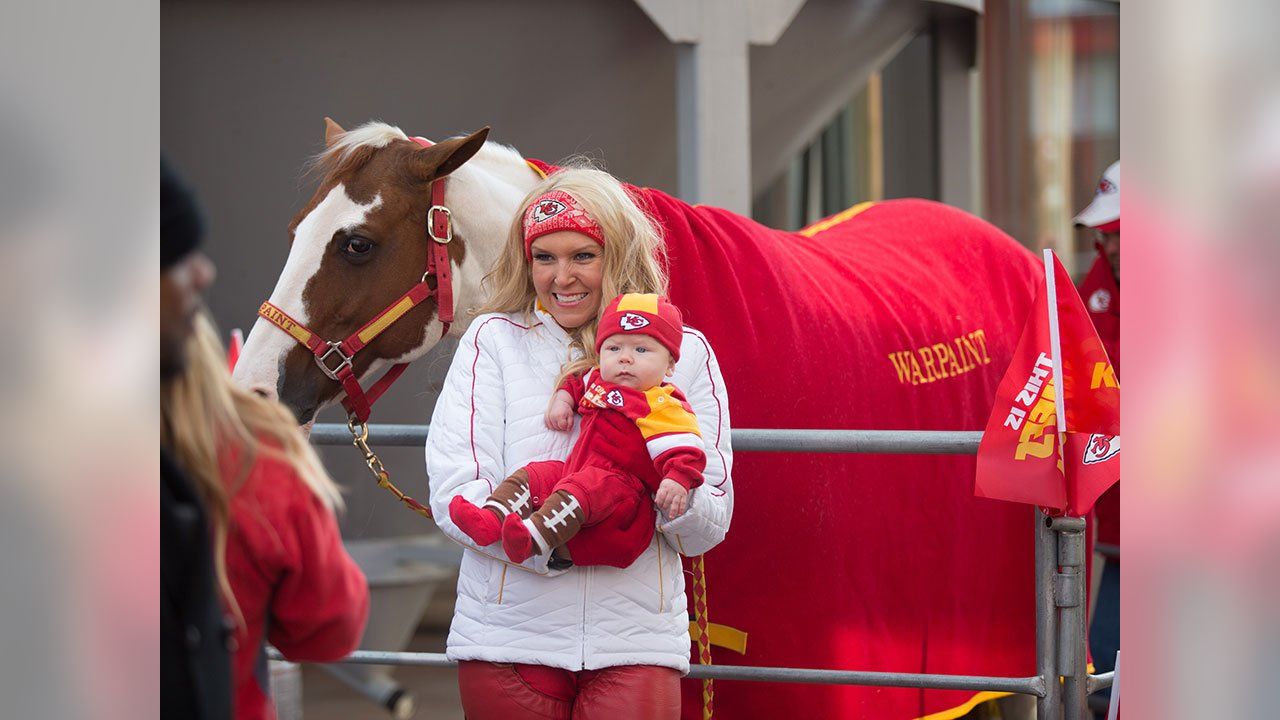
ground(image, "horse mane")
xmin=306 ymin=121 xmax=409 ymax=178
xmin=474 ymin=140 xmax=525 ymax=166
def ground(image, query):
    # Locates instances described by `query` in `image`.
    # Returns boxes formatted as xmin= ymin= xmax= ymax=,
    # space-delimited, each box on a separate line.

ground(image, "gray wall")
xmin=163 ymin=0 xmax=678 ymax=341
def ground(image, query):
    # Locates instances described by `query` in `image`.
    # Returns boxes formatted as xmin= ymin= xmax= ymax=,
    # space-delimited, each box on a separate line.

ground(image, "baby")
xmin=449 ymin=293 xmax=705 ymax=568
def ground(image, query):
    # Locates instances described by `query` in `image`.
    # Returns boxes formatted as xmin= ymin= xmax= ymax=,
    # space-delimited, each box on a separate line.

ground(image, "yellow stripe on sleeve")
xmin=637 ymin=386 xmax=701 ymax=439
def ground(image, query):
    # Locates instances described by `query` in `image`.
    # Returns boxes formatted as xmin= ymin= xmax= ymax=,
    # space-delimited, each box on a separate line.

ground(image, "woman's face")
xmin=529 ymin=231 xmax=605 ymax=330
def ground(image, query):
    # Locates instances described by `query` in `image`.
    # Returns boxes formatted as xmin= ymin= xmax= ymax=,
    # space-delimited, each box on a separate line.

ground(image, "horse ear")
xmin=324 ymin=117 xmax=346 ymax=147
xmin=414 ymin=127 xmax=490 ymax=180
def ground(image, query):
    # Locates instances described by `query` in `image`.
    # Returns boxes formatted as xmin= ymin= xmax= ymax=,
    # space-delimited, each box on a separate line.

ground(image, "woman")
xmin=162 ymin=313 xmax=369 ymax=720
xmin=426 ymin=165 xmax=734 ymax=718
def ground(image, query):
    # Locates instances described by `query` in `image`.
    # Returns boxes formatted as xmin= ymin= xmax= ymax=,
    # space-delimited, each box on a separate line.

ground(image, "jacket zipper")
xmin=576 ymin=402 xmax=595 ymax=668
xmin=580 ymin=566 xmax=592 ymax=669
xmin=656 ymin=534 xmax=665 ymax=612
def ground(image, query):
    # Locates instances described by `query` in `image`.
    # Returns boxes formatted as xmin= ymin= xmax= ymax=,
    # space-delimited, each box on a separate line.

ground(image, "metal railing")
xmin=309 ymin=422 xmax=1113 ymax=719
xmin=310 ymin=423 xmax=985 ymax=454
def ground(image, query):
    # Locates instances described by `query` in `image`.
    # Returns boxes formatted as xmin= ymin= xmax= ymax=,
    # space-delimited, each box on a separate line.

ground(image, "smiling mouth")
xmin=553 ymin=292 xmax=589 ymax=306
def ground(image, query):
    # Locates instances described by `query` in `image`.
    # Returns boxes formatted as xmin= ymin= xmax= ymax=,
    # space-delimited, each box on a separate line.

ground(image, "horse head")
xmin=233 ymin=118 xmax=536 ymax=423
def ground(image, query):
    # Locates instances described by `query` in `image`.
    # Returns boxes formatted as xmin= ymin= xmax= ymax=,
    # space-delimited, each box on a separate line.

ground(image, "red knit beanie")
xmin=595 ymin=293 xmax=684 ymax=362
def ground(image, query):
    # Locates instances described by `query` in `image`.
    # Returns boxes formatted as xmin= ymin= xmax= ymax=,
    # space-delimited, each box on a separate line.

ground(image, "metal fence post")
xmin=1035 ymin=509 xmax=1061 ymax=719
xmin=1051 ymin=516 xmax=1088 ymax=719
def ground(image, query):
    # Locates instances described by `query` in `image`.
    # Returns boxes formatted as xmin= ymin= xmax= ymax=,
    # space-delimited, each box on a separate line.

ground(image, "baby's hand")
xmin=655 ymin=478 xmax=688 ymax=518
xmin=545 ymin=389 xmax=576 ymax=431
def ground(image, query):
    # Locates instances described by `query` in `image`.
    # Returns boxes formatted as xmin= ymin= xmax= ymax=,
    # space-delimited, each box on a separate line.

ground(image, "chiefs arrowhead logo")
xmin=1082 ymin=433 xmax=1120 ymax=465
xmin=1088 ymin=288 xmax=1112 ymax=313
xmin=619 ymin=312 xmax=650 ymax=331
xmin=606 ymin=389 xmax=625 ymax=407
xmin=531 ymin=199 xmax=567 ymax=223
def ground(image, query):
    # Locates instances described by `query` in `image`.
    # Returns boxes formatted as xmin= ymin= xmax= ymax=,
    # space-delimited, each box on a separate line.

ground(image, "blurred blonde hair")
xmin=161 ymin=313 xmax=343 ymax=622
xmin=478 ymin=162 xmax=669 ymax=384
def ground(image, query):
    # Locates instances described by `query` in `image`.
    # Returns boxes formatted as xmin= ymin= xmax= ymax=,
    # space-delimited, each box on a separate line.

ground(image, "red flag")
xmin=227 ymin=328 xmax=244 ymax=373
xmin=975 ymin=251 xmax=1120 ymax=515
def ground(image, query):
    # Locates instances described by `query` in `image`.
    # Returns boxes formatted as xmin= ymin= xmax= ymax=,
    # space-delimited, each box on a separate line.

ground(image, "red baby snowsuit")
xmin=522 ymin=369 xmax=707 ymax=568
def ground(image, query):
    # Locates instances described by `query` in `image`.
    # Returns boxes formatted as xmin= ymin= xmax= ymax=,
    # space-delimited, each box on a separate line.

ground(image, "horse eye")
xmin=340 ymin=235 xmax=375 ymax=262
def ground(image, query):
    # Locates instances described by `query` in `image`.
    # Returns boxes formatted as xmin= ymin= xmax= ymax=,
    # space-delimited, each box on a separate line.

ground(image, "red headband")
xmin=522 ymin=190 xmax=605 ymax=260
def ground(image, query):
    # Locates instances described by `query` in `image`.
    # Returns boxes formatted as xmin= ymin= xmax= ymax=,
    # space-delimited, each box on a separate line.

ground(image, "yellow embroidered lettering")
xmin=886 ymin=328 xmax=994 ymax=385
xmin=971 ymin=329 xmax=992 ymax=364
xmin=919 ymin=347 xmax=940 ymax=382
xmin=888 ymin=352 xmax=914 ymax=384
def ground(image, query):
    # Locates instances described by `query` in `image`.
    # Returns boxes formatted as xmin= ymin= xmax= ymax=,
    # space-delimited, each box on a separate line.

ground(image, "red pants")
xmin=457 ymin=661 xmax=681 ymax=719
xmin=524 ymin=461 xmax=655 ymax=568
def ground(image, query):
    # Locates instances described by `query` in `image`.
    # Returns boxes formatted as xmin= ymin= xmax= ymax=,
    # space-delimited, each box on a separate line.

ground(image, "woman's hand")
xmin=545 ymin=389 xmax=576 ymax=431
xmin=655 ymin=479 xmax=688 ymax=518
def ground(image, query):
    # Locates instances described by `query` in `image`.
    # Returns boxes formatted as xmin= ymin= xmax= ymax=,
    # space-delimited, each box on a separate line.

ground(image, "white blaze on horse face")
xmin=232 ymin=184 xmax=382 ymax=399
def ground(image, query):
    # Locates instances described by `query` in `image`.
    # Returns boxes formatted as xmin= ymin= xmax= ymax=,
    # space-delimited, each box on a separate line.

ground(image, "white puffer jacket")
xmin=425 ymin=307 xmax=733 ymax=673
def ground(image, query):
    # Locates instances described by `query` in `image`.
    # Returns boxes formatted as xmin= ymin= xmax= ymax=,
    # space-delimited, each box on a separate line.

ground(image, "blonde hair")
xmin=478 ymin=162 xmax=669 ymax=384
xmin=161 ymin=313 xmax=343 ymax=624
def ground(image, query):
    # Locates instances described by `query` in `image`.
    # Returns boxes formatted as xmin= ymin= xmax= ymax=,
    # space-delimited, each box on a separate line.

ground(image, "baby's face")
xmin=599 ymin=334 xmax=673 ymax=390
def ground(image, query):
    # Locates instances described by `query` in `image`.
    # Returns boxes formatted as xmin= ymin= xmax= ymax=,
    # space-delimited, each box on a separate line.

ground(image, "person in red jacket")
xmin=164 ymin=313 xmax=370 ymax=720
xmin=223 ymin=446 xmax=369 ymax=720
xmin=451 ymin=290 xmax=705 ymax=569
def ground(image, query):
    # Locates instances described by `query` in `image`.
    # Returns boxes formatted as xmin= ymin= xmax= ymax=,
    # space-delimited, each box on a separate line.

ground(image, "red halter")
xmin=257 ymin=136 xmax=454 ymax=424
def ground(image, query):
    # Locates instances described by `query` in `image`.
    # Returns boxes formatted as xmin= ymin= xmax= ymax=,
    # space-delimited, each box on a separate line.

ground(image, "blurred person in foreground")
xmin=160 ymin=158 xmax=369 ymax=719
xmin=161 ymin=157 xmax=229 ymax=720
xmin=164 ymin=311 xmax=370 ymax=720
xmin=1074 ymin=160 xmax=1121 ymax=711
xmin=0 ymin=111 xmax=93 ymax=720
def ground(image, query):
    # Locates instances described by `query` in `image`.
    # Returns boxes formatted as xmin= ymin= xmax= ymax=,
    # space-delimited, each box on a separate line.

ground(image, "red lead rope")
xmin=256 ymin=136 xmax=453 ymax=424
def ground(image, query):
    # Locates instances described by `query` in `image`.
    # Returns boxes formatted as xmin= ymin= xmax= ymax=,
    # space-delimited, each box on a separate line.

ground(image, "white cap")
xmin=1074 ymin=161 xmax=1120 ymax=228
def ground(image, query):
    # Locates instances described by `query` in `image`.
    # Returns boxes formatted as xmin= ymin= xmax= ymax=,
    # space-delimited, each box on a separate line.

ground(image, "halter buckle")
xmin=428 ymin=205 xmax=453 ymax=244
xmin=316 ymin=341 xmax=354 ymax=381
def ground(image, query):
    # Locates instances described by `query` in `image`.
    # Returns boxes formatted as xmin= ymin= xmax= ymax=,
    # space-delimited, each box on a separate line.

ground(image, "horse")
xmin=233 ymin=118 xmax=1043 ymax=719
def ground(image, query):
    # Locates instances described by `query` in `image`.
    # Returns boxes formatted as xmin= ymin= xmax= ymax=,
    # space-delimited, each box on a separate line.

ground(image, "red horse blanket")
xmin=530 ymin=160 xmax=1042 ymax=719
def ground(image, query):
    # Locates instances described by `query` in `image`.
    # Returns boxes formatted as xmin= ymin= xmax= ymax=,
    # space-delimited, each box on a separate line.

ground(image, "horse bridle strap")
xmin=256 ymin=135 xmax=454 ymax=424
